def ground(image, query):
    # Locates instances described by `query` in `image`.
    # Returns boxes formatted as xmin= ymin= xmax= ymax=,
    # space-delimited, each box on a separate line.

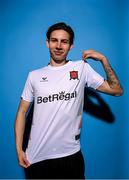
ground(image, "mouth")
xmin=54 ymin=51 xmax=64 ymax=56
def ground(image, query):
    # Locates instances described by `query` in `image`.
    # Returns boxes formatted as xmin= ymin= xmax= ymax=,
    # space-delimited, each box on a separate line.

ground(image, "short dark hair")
xmin=46 ymin=22 xmax=74 ymax=45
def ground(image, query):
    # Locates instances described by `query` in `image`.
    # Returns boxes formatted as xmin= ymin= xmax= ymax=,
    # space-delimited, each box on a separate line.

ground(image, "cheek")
xmin=47 ymin=42 xmax=56 ymax=49
xmin=49 ymin=45 xmax=55 ymax=50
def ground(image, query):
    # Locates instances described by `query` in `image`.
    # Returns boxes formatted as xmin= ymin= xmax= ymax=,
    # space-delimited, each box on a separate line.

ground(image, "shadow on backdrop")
xmin=22 ymin=87 xmax=115 ymax=178
xmin=83 ymin=87 xmax=115 ymax=123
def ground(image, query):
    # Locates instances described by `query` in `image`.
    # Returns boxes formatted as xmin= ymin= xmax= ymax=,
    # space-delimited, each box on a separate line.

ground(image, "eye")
xmin=50 ymin=38 xmax=57 ymax=42
xmin=62 ymin=40 xmax=69 ymax=44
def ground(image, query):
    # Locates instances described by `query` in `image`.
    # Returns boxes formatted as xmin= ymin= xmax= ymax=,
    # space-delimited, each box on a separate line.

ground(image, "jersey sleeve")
xmin=21 ymin=72 xmax=34 ymax=102
xmin=84 ymin=61 xmax=104 ymax=89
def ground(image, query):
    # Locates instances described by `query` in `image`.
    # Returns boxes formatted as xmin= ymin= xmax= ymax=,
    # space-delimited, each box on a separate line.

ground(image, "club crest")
xmin=70 ymin=71 xmax=79 ymax=80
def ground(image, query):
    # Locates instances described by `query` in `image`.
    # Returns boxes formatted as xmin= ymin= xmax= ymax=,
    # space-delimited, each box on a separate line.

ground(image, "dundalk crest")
xmin=69 ymin=70 xmax=79 ymax=80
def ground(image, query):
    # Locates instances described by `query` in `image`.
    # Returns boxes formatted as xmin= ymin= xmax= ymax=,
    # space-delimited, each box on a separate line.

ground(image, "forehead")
xmin=50 ymin=30 xmax=70 ymax=39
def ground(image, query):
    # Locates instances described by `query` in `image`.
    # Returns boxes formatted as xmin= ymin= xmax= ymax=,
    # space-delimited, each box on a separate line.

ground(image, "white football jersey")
xmin=21 ymin=60 xmax=104 ymax=164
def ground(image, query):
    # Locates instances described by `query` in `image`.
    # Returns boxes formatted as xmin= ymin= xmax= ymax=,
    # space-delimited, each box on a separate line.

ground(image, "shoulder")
xmin=71 ymin=60 xmax=83 ymax=65
xmin=70 ymin=60 xmax=85 ymax=67
xmin=71 ymin=60 xmax=90 ymax=65
xmin=71 ymin=60 xmax=91 ymax=69
xmin=29 ymin=65 xmax=48 ymax=77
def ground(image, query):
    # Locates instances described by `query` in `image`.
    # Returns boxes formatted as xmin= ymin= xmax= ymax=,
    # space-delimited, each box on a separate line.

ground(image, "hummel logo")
xmin=40 ymin=77 xmax=48 ymax=82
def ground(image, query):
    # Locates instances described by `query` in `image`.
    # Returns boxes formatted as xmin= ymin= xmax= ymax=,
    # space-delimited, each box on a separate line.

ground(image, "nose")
xmin=56 ymin=41 xmax=62 ymax=49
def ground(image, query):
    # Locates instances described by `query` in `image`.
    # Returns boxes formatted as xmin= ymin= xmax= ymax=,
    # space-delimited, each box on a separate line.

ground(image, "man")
xmin=14 ymin=22 xmax=123 ymax=179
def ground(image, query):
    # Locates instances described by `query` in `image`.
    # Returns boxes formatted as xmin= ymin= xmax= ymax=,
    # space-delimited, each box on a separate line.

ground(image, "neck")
xmin=49 ymin=59 xmax=68 ymax=67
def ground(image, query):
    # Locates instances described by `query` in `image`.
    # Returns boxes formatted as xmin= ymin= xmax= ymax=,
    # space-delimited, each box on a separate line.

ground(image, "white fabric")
xmin=21 ymin=60 xmax=104 ymax=164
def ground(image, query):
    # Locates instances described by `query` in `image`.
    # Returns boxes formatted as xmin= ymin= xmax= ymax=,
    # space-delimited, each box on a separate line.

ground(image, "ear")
xmin=46 ymin=39 xmax=49 ymax=48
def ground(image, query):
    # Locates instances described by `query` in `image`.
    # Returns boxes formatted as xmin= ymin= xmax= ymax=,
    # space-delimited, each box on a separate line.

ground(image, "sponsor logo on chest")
xmin=37 ymin=91 xmax=77 ymax=104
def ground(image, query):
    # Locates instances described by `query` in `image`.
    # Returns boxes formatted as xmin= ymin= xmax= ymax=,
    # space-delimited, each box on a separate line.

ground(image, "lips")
xmin=54 ymin=51 xmax=64 ymax=55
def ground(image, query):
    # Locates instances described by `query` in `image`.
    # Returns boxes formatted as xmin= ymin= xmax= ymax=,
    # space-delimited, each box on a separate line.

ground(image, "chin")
xmin=53 ymin=56 xmax=66 ymax=62
xmin=54 ymin=59 xmax=65 ymax=63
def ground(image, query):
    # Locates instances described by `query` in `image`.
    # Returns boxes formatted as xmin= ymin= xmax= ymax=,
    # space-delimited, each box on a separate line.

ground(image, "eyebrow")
xmin=50 ymin=37 xmax=70 ymax=42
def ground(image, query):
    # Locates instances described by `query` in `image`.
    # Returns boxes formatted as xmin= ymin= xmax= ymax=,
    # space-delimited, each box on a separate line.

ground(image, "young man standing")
xmin=15 ymin=22 xmax=123 ymax=179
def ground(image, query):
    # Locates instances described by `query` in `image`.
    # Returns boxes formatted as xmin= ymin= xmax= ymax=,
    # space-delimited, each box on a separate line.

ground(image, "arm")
xmin=82 ymin=50 xmax=123 ymax=96
xmin=14 ymin=99 xmax=31 ymax=168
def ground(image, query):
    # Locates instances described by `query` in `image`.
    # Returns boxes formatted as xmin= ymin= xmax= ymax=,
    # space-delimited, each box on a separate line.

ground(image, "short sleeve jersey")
xmin=21 ymin=60 xmax=104 ymax=164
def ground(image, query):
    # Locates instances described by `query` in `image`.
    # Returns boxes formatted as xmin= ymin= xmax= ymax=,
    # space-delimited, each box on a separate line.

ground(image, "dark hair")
xmin=46 ymin=22 xmax=74 ymax=45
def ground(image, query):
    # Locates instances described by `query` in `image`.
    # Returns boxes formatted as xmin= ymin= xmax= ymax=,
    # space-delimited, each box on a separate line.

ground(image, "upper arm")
xmin=15 ymin=99 xmax=31 ymax=137
xmin=17 ymin=98 xmax=31 ymax=116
